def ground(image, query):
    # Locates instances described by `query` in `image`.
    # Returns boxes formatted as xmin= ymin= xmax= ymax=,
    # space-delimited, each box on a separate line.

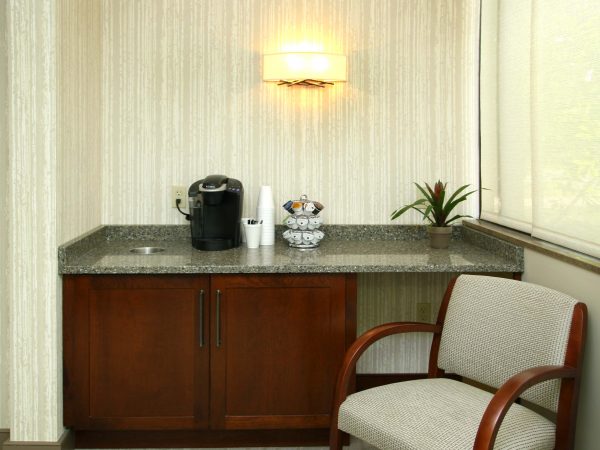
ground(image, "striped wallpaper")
xmin=3 ymin=0 xmax=102 ymax=440
xmin=357 ymin=272 xmax=457 ymax=373
xmin=100 ymin=0 xmax=479 ymax=225
xmin=5 ymin=0 xmax=61 ymax=441
xmin=0 ymin=0 xmax=9 ymax=433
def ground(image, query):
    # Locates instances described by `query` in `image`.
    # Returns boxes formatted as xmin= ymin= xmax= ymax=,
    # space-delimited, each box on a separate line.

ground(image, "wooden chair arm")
xmin=473 ymin=365 xmax=578 ymax=450
xmin=330 ymin=322 xmax=441 ymax=446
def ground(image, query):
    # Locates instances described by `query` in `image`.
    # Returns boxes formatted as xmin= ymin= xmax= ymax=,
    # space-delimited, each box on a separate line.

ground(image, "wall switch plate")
xmin=416 ymin=302 xmax=431 ymax=322
xmin=171 ymin=185 xmax=187 ymax=208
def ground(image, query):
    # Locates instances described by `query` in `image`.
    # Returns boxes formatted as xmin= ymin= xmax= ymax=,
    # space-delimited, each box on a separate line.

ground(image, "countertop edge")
xmin=61 ymin=263 xmax=522 ymax=275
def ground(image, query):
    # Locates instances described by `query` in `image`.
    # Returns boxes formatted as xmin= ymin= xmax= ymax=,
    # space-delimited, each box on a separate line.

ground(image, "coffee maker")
xmin=188 ymin=175 xmax=244 ymax=251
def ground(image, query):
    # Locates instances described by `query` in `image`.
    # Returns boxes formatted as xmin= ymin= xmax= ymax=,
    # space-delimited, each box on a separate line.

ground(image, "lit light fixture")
xmin=263 ymin=52 xmax=347 ymax=87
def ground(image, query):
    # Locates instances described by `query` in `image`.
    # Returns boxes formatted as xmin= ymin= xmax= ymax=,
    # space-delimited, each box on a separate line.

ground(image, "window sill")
xmin=462 ymin=220 xmax=600 ymax=275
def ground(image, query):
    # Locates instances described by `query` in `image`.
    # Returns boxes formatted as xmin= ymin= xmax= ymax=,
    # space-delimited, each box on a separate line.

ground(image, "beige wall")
xmin=3 ymin=0 xmax=102 ymax=441
xmin=522 ymin=249 xmax=600 ymax=449
xmin=100 ymin=0 xmax=479 ymax=225
xmin=356 ymin=272 xmax=456 ymax=373
xmin=6 ymin=0 xmax=61 ymax=439
xmin=57 ymin=0 xmax=102 ymax=244
xmin=0 ymin=0 xmax=10 ymax=431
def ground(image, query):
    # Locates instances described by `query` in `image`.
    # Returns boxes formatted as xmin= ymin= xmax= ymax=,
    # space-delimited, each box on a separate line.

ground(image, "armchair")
xmin=330 ymin=275 xmax=587 ymax=450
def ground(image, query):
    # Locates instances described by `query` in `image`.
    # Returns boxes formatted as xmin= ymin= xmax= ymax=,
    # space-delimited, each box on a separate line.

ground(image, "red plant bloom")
xmin=433 ymin=181 xmax=444 ymax=202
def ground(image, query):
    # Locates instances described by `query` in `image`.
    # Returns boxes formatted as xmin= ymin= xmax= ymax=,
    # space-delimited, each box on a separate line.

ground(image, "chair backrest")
xmin=437 ymin=275 xmax=578 ymax=412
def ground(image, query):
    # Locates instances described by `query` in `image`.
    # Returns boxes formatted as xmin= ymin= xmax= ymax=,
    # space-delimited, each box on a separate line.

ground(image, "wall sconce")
xmin=263 ymin=52 xmax=347 ymax=87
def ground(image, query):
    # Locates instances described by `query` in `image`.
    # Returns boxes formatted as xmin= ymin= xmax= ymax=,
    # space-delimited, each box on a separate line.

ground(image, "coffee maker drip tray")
xmin=193 ymin=238 xmax=234 ymax=251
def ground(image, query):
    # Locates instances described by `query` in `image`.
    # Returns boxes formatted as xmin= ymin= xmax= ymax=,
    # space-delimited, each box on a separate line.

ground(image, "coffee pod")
xmin=292 ymin=201 xmax=304 ymax=213
xmin=312 ymin=202 xmax=324 ymax=215
xmin=282 ymin=200 xmax=294 ymax=214
xmin=286 ymin=216 xmax=298 ymax=229
xmin=296 ymin=216 xmax=309 ymax=230
xmin=302 ymin=232 xmax=315 ymax=245
xmin=308 ymin=216 xmax=321 ymax=229
xmin=291 ymin=230 xmax=302 ymax=245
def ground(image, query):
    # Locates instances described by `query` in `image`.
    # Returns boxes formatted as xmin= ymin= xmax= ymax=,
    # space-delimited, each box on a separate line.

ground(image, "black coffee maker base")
xmin=192 ymin=238 xmax=236 ymax=251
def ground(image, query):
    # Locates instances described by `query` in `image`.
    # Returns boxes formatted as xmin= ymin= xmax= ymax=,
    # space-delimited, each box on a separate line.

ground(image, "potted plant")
xmin=391 ymin=181 xmax=477 ymax=248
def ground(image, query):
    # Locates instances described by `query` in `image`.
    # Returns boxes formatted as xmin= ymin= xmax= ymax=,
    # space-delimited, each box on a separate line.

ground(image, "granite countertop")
xmin=59 ymin=225 xmax=523 ymax=275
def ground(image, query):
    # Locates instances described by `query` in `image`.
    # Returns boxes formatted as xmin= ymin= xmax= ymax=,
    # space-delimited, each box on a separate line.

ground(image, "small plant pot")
xmin=428 ymin=226 xmax=452 ymax=249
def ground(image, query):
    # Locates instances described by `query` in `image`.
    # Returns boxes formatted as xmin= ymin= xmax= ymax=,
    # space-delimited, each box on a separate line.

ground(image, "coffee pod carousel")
xmin=282 ymin=194 xmax=324 ymax=249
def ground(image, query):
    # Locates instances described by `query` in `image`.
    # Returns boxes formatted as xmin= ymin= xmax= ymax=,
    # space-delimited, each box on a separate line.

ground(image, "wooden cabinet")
xmin=63 ymin=273 xmax=356 ymax=445
xmin=210 ymin=274 xmax=351 ymax=430
xmin=63 ymin=275 xmax=210 ymax=430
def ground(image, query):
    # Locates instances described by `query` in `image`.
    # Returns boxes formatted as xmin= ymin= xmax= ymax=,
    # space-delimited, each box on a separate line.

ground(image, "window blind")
xmin=480 ymin=0 xmax=600 ymax=258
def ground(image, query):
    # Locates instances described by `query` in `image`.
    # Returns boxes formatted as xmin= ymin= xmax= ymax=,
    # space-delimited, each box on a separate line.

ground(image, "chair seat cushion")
xmin=338 ymin=378 xmax=555 ymax=450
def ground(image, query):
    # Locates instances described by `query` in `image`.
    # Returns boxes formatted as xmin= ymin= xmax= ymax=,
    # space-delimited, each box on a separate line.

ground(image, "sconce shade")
xmin=263 ymin=52 xmax=347 ymax=83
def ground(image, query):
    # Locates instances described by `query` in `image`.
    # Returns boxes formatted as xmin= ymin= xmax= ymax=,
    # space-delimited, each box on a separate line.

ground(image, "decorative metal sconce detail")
xmin=263 ymin=52 xmax=347 ymax=87
xmin=278 ymin=79 xmax=333 ymax=87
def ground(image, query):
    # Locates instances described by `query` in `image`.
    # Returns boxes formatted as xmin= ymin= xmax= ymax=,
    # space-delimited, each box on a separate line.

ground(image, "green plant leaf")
xmin=423 ymin=204 xmax=433 ymax=222
xmin=424 ymin=183 xmax=438 ymax=205
xmin=414 ymin=182 xmax=433 ymax=204
xmin=443 ymin=189 xmax=478 ymax=217
xmin=445 ymin=214 xmax=473 ymax=225
xmin=411 ymin=205 xmax=434 ymax=224
xmin=443 ymin=184 xmax=471 ymax=214
xmin=390 ymin=198 xmax=428 ymax=220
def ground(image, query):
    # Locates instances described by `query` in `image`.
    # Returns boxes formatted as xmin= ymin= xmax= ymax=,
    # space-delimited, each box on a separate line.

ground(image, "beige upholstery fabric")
xmin=438 ymin=275 xmax=576 ymax=412
xmin=338 ymin=378 xmax=555 ymax=450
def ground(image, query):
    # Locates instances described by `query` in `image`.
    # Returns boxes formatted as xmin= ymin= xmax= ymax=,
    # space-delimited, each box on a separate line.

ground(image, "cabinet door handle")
xmin=198 ymin=290 xmax=205 ymax=347
xmin=216 ymin=289 xmax=222 ymax=347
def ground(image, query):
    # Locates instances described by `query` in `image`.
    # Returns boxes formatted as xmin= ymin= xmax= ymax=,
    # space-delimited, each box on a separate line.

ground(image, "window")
xmin=480 ymin=0 xmax=600 ymax=258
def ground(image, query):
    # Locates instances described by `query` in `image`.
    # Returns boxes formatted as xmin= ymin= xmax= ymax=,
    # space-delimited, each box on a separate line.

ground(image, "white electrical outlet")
xmin=171 ymin=185 xmax=187 ymax=208
xmin=416 ymin=302 xmax=431 ymax=322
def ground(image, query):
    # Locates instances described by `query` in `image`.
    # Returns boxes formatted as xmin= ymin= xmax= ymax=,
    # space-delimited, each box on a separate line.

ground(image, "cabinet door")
xmin=210 ymin=274 xmax=354 ymax=430
xmin=63 ymin=275 xmax=210 ymax=430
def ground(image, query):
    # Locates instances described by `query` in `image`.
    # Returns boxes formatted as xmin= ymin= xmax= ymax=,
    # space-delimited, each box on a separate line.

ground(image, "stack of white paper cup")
xmin=257 ymin=185 xmax=275 ymax=246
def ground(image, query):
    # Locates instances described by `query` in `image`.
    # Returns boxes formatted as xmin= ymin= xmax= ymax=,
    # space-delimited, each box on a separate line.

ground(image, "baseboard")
xmin=73 ymin=429 xmax=329 ymax=448
xmin=2 ymin=430 xmax=73 ymax=450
